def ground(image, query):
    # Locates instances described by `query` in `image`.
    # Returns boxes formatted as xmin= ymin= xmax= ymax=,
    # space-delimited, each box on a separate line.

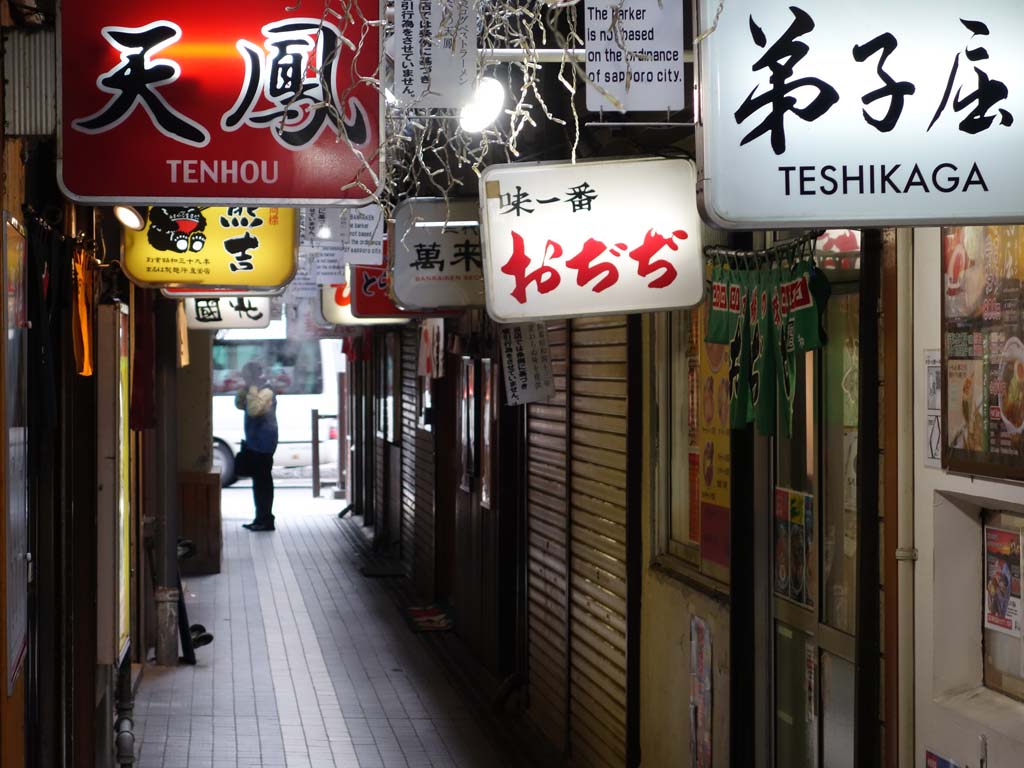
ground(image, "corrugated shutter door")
xmin=400 ymin=327 xmax=419 ymax=574
xmin=568 ymin=316 xmax=628 ymax=768
xmin=525 ymin=321 xmax=570 ymax=750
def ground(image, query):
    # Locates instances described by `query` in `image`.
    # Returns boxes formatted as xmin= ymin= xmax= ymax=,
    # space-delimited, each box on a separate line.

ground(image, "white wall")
xmin=913 ymin=229 xmax=1024 ymax=768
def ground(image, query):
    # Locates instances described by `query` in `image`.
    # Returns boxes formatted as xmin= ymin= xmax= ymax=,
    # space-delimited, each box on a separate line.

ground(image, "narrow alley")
xmin=133 ymin=487 xmax=519 ymax=768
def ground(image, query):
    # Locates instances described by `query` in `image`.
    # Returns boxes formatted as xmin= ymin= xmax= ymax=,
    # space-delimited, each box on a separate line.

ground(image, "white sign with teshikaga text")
xmin=393 ymin=198 xmax=484 ymax=310
xmin=697 ymin=0 xmax=1024 ymax=227
xmin=395 ymin=0 xmax=477 ymax=108
xmin=479 ymin=157 xmax=703 ymax=322
xmin=585 ymin=0 xmax=687 ymax=112
xmin=499 ymin=323 xmax=555 ymax=406
xmin=185 ymin=296 xmax=272 ymax=329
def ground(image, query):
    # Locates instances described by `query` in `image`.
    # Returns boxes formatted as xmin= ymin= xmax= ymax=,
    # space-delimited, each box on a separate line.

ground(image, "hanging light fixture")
xmin=459 ymin=77 xmax=505 ymax=133
xmin=113 ymin=205 xmax=146 ymax=231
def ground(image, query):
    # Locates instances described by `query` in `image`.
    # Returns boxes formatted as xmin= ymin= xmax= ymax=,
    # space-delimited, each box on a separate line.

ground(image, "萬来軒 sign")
xmin=696 ymin=0 xmax=1024 ymax=228
xmin=299 ymin=205 xmax=385 ymax=284
xmin=320 ymin=283 xmax=407 ymax=326
xmin=59 ymin=0 xmax=381 ymax=204
xmin=585 ymin=0 xmax=687 ymax=112
xmin=479 ymin=157 xmax=704 ymax=322
xmin=123 ymin=206 xmax=296 ymax=289
xmin=184 ymin=295 xmax=272 ymax=330
xmin=395 ymin=0 xmax=476 ymax=108
xmin=392 ymin=198 xmax=484 ymax=310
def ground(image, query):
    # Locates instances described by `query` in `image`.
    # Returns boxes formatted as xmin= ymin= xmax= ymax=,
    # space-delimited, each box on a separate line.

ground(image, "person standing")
xmin=236 ymin=361 xmax=278 ymax=531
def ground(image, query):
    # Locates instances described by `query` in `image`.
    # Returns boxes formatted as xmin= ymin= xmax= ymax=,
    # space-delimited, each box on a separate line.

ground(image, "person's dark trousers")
xmin=251 ymin=451 xmax=275 ymax=526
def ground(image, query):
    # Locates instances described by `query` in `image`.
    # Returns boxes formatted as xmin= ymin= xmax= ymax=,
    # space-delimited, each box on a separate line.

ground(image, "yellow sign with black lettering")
xmin=123 ymin=206 xmax=296 ymax=289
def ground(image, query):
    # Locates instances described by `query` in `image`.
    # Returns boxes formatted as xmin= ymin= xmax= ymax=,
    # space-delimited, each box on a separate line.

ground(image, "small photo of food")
xmin=999 ymin=337 xmax=1024 ymax=434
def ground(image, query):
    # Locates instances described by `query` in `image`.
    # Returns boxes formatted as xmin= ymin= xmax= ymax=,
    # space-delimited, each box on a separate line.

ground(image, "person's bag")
xmin=234 ymin=441 xmax=256 ymax=478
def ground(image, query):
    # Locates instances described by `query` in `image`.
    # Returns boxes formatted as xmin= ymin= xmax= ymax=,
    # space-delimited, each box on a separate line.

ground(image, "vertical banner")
xmin=689 ymin=616 xmax=712 ymax=768
xmin=418 ymin=318 xmax=445 ymax=378
xmin=698 ymin=302 xmax=731 ymax=578
xmin=396 ymin=0 xmax=477 ymax=108
xmin=984 ymin=525 xmax=1023 ymax=636
xmin=499 ymin=323 xmax=556 ymax=406
xmin=584 ymin=0 xmax=687 ymax=112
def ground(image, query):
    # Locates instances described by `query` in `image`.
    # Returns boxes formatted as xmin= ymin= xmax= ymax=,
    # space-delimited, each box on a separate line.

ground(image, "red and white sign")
xmin=351 ymin=265 xmax=417 ymax=319
xmin=321 ymin=283 xmax=407 ymax=327
xmin=479 ymin=158 xmax=704 ymax=322
xmin=59 ymin=0 xmax=381 ymax=204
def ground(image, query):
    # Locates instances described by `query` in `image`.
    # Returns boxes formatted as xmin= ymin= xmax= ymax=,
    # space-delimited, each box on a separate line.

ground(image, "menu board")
xmin=941 ymin=227 xmax=1024 ymax=479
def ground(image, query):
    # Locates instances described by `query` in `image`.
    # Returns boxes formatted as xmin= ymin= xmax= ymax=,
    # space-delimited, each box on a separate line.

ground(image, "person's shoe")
xmin=245 ymin=521 xmax=275 ymax=532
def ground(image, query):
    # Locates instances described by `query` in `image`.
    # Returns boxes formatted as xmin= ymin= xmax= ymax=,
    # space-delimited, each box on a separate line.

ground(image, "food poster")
xmin=942 ymin=226 xmax=1024 ymax=477
xmin=698 ymin=295 xmax=732 ymax=577
xmin=689 ymin=615 xmax=712 ymax=768
xmin=984 ymin=525 xmax=1022 ymax=637
xmin=775 ymin=488 xmax=817 ymax=610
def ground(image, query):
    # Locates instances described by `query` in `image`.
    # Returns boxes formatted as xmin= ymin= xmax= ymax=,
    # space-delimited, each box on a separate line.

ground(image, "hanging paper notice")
xmin=418 ymin=318 xmax=445 ymax=379
xmin=395 ymin=0 xmax=477 ymax=108
xmin=689 ymin=616 xmax=712 ymax=768
xmin=585 ymin=0 xmax=687 ymax=112
xmin=299 ymin=206 xmax=385 ymax=282
xmin=499 ymin=323 xmax=555 ymax=406
xmin=984 ymin=525 xmax=1023 ymax=637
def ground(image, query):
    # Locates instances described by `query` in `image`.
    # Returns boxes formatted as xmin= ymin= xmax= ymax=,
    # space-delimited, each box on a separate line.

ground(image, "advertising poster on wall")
xmin=984 ymin=525 xmax=1023 ymax=637
xmin=925 ymin=750 xmax=961 ymax=768
xmin=774 ymin=488 xmax=817 ymax=610
xmin=698 ymin=298 xmax=731 ymax=579
xmin=924 ymin=349 xmax=943 ymax=468
xmin=689 ymin=615 xmax=712 ymax=768
xmin=942 ymin=226 xmax=1024 ymax=479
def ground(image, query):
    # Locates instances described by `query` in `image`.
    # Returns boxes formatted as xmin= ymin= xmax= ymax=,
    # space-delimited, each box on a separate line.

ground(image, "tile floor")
xmin=133 ymin=487 xmax=513 ymax=768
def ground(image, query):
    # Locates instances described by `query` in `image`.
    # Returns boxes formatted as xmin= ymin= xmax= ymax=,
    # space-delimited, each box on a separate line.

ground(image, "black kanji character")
xmin=194 ymin=298 xmax=222 ymax=322
xmin=411 ymin=242 xmax=444 ymax=271
xmin=73 ymin=22 xmax=209 ymax=147
xmin=222 ymin=20 xmax=369 ymax=148
xmin=500 ymin=186 xmax=535 ymax=216
xmin=852 ymin=33 xmax=915 ymax=132
xmin=734 ymin=7 xmax=839 ymax=155
xmin=230 ymin=297 xmax=264 ymax=321
xmin=220 ymin=207 xmax=264 ymax=229
xmin=450 ymin=239 xmax=482 ymax=272
xmin=224 ymin=232 xmax=260 ymax=272
xmin=929 ymin=19 xmax=1013 ymax=135
xmin=565 ymin=182 xmax=598 ymax=213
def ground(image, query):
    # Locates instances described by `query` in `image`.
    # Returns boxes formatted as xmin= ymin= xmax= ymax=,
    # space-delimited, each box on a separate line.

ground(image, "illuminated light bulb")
xmin=459 ymin=77 xmax=505 ymax=133
xmin=114 ymin=205 xmax=145 ymax=231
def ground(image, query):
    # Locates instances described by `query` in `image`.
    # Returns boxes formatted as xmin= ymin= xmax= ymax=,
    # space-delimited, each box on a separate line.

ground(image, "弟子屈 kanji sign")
xmin=59 ymin=0 xmax=381 ymax=205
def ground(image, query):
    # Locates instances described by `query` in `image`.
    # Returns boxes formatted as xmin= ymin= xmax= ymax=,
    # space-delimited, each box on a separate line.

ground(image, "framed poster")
xmin=941 ymin=226 xmax=1024 ymax=478
xmin=4 ymin=214 xmax=28 ymax=693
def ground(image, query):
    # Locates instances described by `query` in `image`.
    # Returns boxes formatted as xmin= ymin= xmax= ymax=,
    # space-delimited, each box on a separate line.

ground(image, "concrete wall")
xmin=913 ymin=229 xmax=1024 ymax=768
xmin=177 ymin=328 xmax=213 ymax=473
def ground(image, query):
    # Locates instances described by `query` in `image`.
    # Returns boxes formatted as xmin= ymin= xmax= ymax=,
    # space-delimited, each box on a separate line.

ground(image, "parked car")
xmin=211 ymin=324 xmax=343 ymax=486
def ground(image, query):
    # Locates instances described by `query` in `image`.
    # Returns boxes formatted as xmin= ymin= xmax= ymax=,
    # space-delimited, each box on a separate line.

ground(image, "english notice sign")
xmin=59 ymin=0 xmax=382 ymax=205
xmin=696 ymin=1 xmax=1024 ymax=228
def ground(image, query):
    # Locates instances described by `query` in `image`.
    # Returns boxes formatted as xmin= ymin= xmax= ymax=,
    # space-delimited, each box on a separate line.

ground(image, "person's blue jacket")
xmin=235 ymin=384 xmax=278 ymax=454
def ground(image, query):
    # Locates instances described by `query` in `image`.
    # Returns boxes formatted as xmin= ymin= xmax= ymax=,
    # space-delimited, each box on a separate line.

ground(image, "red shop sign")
xmin=351 ymin=266 xmax=460 ymax=319
xmin=59 ymin=0 xmax=382 ymax=205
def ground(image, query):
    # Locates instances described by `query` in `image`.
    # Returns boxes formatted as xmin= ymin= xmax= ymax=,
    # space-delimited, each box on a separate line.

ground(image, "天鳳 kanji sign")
xmin=59 ymin=0 xmax=381 ymax=205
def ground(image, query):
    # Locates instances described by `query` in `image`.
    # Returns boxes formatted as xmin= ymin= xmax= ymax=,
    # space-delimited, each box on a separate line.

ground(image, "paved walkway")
xmin=134 ymin=487 xmax=512 ymax=768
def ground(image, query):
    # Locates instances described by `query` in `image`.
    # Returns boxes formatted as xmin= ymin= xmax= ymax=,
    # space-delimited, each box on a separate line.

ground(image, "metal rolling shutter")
xmin=525 ymin=321 xmax=570 ymax=750
xmin=399 ymin=326 xmax=419 ymax=574
xmin=567 ymin=316 xmax=629 ymax=768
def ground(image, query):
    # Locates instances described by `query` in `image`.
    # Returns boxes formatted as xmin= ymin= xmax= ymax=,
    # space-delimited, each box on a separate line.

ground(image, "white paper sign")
xmin=393 ymin=198 xmax=484 ymax=310
xmin=479 ymin=157 xmax=704 ymax=322
xmin=418 ymin=318 xmax=446 ymax=378
xmin=924 ymin=349 xmax=942 ymax=468
xmin=585 ymin=0 xmax=687 ymax=112
xmin=320 ymin=284 xmax=408 ymax=326
xmin=283 ymin=252 xmax=318 ymax=302
xmin=185 ymin=296 xmax=272 ymax=330
xmin=395 ymin=0 xmax=477 ymax=108
xmin=499 ymin=323 xmax=556 ymax=406
xmin=697 ymin=1 xmax=1024 ymax=227
xmin=299 ymin=206 xmax=385 ymax=280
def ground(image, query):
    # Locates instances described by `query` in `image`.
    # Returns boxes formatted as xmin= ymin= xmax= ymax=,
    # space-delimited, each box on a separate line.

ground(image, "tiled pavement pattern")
xmin=134 ymin=487 xmax=513 ymax=768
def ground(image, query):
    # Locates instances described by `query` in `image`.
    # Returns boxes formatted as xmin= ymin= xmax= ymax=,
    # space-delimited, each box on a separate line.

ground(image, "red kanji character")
xmin=565 ymin=238 xmax=620 ymax=293
xmin=629 ymin=229 xmax=688 ymax=288
xmin=502 ymin=232 xmax=562 ymax=304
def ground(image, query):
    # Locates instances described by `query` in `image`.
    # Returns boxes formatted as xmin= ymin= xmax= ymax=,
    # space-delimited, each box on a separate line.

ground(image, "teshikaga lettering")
xmin=777 ymin=162 xmax=989 ymax=196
